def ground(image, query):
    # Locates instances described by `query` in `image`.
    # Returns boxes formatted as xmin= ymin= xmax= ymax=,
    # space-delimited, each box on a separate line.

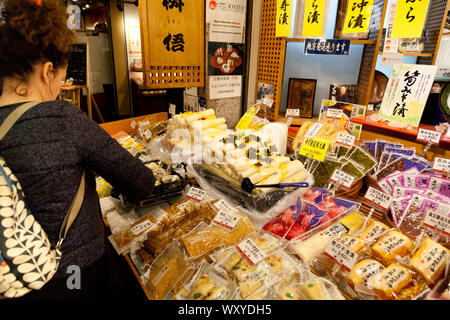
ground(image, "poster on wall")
xmin=206 ymin=0 xmax=246 ymax=43
xmin=127 ymin=26 xmax=142 ymax=54
xmin=329 ymin=83 xmax=357 ymax=103
xmin=256 ymin=83 xmax=274 ymax=103
xmin=276 ymin=0 xmax=293 ymax=37
xmin=210 ymin=75 xmax=242 ymax=99
xmin=208 ymin=42 xmax=244 ymax=76
xmin=379 ymin=64 xmax=438 ymax=127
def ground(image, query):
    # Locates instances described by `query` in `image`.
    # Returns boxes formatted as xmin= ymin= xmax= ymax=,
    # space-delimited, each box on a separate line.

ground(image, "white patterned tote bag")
xmin=0 ymin=102 xmax=85 ymax=298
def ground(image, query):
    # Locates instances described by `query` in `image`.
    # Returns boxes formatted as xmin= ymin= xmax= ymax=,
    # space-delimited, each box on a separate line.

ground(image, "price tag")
xmin=186 ymin=187 xmax=206 ymax=202
xmin=213 ymin=199 xmax=234 ymax=215
xmin=423 ymin=205 xmax=450 ymax=236
xmin=417 ymin=128 xmax=442 ymax=145
xmin=236 ymin=238 xmax=267 ymax=265
xmin=138 ymin=127 xmax=144 ymax=137
xmin=130 ymin=220 xmax=154 ymax=236
xmin=330 ymin=169 xmax=355 ymax=190
xmin=364 ymin=187 xmax=392 ymax=212
xmin=286 ymin=117 xmax=294 ymax=127
xmin=432 ymin=157 xmax=450 ymax=174
xmin=367 ymin=104 xmax=374 ymax=111
xmin=169 ymin=103 xmax=176 ymax=115
xmin=304 ymin=123 xmax=324 ymax=139
xmin=326 ymin=109 xmax=343 ymax=119
xmin=336 ymin=132 xmax=356 ymax=147
xmin=262 ymin=98 xmax=274 ymax=108
xmin=177 ymin=202 xmax=189 ymax=212
xmin=212 ymin=210 xmax=239 ymax=231
xmin=299 ymin=137 xmax=330 ymax=162
xmin=130 ymin=121 xmax=136 ymax=129
xmin=324 ymin=239 xmax=359 ymax=271
xmin=144 ymin=130 xmax=152 ymax=140
xmin=286 ymin=109 xmax=300 ymax=117
xmin=445 ymin=127 xmax=450 ymax=139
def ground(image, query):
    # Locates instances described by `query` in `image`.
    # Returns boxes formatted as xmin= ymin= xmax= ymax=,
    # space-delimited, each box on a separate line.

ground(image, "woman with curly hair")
xmin=0 ymin=0 xmax=156 ymax=299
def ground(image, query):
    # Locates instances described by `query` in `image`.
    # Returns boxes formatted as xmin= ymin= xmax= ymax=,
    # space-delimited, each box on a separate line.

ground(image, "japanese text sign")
xmin=303 ymin=0 xmax=326 ymax=36
xmin=299 ymin=137 xmax=330 ymax=161
xmin=379 ymin=64 xmax=437 ymax=127
xmin=304 ymin=39 xmax=350 ymax=55
xmin=391 ymin=0 xmax=430 ymax=39
xmin=343 ymin=0 xmax=375 ymax=34
xmin=276 ymin=0 xmax=293 ymax=37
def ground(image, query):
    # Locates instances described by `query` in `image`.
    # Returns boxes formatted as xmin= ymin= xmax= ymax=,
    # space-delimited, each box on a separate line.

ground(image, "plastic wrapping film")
xmin=186 ymin=163 xmax=314 ymax=227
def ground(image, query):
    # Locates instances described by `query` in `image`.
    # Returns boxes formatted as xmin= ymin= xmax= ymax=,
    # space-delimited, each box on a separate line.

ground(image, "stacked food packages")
xmin=129 ymin=118 xmax=168 ymax=144
xmin=166 ymin=109 xmax=228 ymax=150
xmin=291 ymin=121 xmax=349 ymax=152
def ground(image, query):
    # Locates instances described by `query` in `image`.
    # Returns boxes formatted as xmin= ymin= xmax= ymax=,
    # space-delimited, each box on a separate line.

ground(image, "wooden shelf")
xmin=285 ymin=38 xmax=377 ymax=45
xmin=350 ymin=115 xmax=450 ymax=144
xmin=377 ymin=51 xmax=434 ymax=57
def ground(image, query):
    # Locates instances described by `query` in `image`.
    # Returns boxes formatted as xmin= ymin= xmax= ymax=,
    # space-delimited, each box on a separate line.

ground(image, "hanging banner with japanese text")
xmin=342 ymin=0 xmax=375 ymax=34
xmin=304 ymin=39 xmax=350 ymax=55
xmin=276 ymin=0 xmax=293 ymax=37
xmin=140 ymin=0 xmax=204 ymax=88
xmin=379 ymin=64 xmax=437 ymax=127
xmin=390 ymin=0 xmax=430 ymax=39
xmin=302 ymin=0 xmax=326 ymax=37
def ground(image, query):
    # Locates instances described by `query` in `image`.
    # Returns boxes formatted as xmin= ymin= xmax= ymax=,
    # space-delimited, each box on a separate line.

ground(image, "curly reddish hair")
xmin=0 ymin=0 xmax=75 ymax=95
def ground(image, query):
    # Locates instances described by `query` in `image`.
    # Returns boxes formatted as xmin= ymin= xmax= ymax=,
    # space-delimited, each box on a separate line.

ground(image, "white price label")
xmin=304 ymin=123 xmax=324 ymax=139
xmin=169 ymin=103 xmax=176 ymax=115
xmin=324 ymin=240 xmax=359 ymax=271
xmin=130 ymin=121 xmax=136 ymax=129
xmin=212 ymin=210 xmax=239 ymax=231
xmin=186 ymin=187 xmax=206 ymax=202
xmin=327 ymin=109 xmax=343 ymax=119
xmin=417 ymin=128 xmax=441 ymax=145
xmin=138 ymin=127 xmax=144 ymax=137
xmin=141 ymin=121 xmax=150 ymax=127
xmin=236 ymin=238 xmax=267 ymax=265
xmin=336 ymin=132 xmax=356 ymax=147
xmin=423 ymin=204 xmax=450 ymax=236
xmin=367 ymin=104 xmax=374 ymax=111
xmin=144 ymin=130 xmax=152 ymax=140
xmin=330 ymin=169 xmax=355 ymax=190
xmin=286 ymin=109 xmax=300 ymax=117
xmin=213 ymin=199 xmax=234 ymax=215
xmin=139 ymin=154 xmax=152 ymax=163
xmin=263 ymin=98 xmax=274 ymax=108
xmin=445 ymin=127 xmax=450 ymax=139
xmin=432 ymin=157 xmax=450 ymax=174
xmin=131 ymin=220 xmax=154 ymax=236
xmin=364 ymin=187 xmax=392 ymax=211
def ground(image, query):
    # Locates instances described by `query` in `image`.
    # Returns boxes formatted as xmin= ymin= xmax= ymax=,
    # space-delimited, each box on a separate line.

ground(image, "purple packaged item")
xmin=392 ymin=186 xmax=424 ymax=198
xmin=385 ymin=147 xmax=415 ymax=157
xmin=429 ymin=177 xmax=450 ymax=198
xmin=334 ymin=197 xmax=361 ymax=211
xmin=422 ymin=189 xmax=450 ymax=202
xmin=310 ymin=188 xmax=331 ymax=205
xmin=377 ymin=170 xmax=401 ymax=195
xmin=387 ymin=171 xmax=405 ymax=188
xmin=414 ymin=174 xmax=433 ymax=189
xmin=301 ymin=201 xmax=329 ymax=230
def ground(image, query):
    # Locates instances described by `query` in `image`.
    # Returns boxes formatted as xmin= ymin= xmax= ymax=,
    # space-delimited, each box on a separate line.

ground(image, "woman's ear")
xmin=41 ymin=62 xmax=55 ymax=84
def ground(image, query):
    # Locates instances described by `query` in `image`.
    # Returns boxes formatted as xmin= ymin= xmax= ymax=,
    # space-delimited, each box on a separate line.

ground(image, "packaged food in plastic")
xmin=174 ymin=261 xmax=236 ymax=300
xmin=143 ymin=241 xmax=192 ymax=300
xmin=356 ymin=219 xmax=390 ymax=244
xmin=410 ymin=236 xmax=449 ymax=285
xmin=181 ymin=222 xmax=223 ymax=259
xmin=289 ymin=209 xmax=365 ymax=264
xmin=371 ymin=230 xmax=415 ymax=265
xmin=112 ymin=214 xmax=161 ymax=249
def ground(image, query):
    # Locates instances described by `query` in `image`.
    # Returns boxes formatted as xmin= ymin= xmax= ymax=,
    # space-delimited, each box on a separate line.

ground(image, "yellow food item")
xmin=182 ymin=228 xmax=221 ymax=258
xmin=369 ymin=263 xmax=413 ymax=300
xmin=371 ymin=230 xmax=414 ymax=265
xmin=210 ymin=214 xmax=254 ymax=247
xmin=357 ymin=220 xmax=389 ymax=243
xmin=232 ymin=259 xmax=256 ymax=282
xmin=410 ymin=236 xmax=449 ymax=285
xmin=222 ymin=253 xmax=242 ymax=274
xmin=338 ymin=235 xmax=366 ymax=253
xmin=188 ymin=274 xmax=216 ymax=300
xmin=239 ymin=279 xmax=263 ymax=299
xmin=338 ymin=209 xmax=366 ymax=234
xmin=350 ymin=259 xmax=385 ymax=287
xmin=147 ymin=258 xmax=181 ymax=300
xmin=206 ymin=286 xmax=231 ymax=300
xmin=299 ymin=282 xmax=325 ymax=300
xmin=278 ymin=285 xmax=300 ymax=300
xmin=265 ymin=255 xmax=283 ymax=275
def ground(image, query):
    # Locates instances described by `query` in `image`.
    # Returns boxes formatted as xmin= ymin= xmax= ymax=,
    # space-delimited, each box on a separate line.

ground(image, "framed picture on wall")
xmin=287 ymin=78 xmax=317 ymax=118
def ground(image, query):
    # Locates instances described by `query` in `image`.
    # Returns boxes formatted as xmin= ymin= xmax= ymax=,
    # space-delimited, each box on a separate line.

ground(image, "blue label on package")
xmin=304 ymin=39 xmax=351 ymax=55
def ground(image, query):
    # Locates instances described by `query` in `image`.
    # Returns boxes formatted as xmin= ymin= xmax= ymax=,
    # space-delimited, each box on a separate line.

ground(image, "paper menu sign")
xmin=299 ymin=137 xmax=330 ymax=162
xmin=391 ymin=0 xmax=431 ymax=39
xmin=324 ymin=239 xmax=359 ymax=271
xmin=336 ymin=132 xmax=356 ymax=147
xmin=433 ymin=157 xmax=450 ymax=174
xmin=379 ymin=64 xmax=438 ymax=127
xmin=417 ymin=128 xmax=442 ymax=145
xmin=302 ymin=0 xmax=326 ymax=36
xmin=342 ymin=0 xmax=375 ymax=34
xmin=212 ymin=199 xmax=235 ymax=215
xmin=276 ymin=0 xmax=293 ymax=37
xmin=236 ymin=238 xmax=267 ymax=265
xmin=186 ymin=187 xmax=206 ymax=202
xmin=383 ymin=38 xmax=399 ymax=53
xmin=330 ymin=169 xmax=355 ymax=190
xmin=423 ymin=205 xmax=450 ymax=236
xmin=364 ymin=187 xmax=393 ymax=211
xmin=286 ymin=109 xmax=300 ymax=117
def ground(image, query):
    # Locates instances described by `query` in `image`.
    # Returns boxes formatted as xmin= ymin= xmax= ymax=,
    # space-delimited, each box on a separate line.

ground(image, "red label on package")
xmin=186 ymin=187 xmax=205 ymax=202
xmin=324 ymin=239 xmax=359 ymax=271
xmin=212 ymin=211 xmax=239 ymax=231
xmin=364 ymin=187 xmax=392 ymax=211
